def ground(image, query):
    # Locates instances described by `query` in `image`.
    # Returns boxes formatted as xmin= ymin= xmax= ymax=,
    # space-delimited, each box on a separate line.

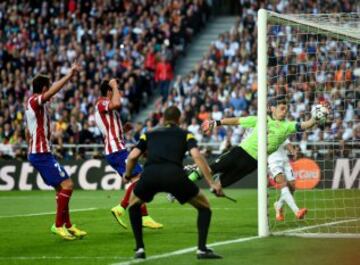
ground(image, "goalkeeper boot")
xmin=296 ymin=208 xmax=308 ymax=219
xmin=134 ymin=248 xmax=146 ymax=259
xmin=51 ymin=224 xmax=76 ymax=240
xmin=197 ymin=248 xmax=223 ymax=259
xmin=274 ymin=202 xmax=284 ymax=222
xmin=111 ymin=205 xmax=128 ymax=229
xmin=142 ymin=215 xmax=163 ymax=229
xmin=67 ymin=224 xmax=87 ymax=238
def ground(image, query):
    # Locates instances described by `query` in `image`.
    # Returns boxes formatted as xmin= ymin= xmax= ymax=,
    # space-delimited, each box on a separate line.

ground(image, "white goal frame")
xmin=257 ymin=9 xmax=360 ymax=237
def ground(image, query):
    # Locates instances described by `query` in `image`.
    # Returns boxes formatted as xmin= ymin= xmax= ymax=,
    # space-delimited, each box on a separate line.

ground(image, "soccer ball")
xmin=311 ymin=104 xmax=329 ymax=124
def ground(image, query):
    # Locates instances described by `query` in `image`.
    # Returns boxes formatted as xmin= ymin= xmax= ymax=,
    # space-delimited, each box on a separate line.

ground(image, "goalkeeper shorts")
xmin=210 ymin=146 xmax=258 ymax=187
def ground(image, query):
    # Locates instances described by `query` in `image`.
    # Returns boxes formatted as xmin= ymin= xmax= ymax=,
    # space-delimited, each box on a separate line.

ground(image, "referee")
xmin=124 ymin=106 xmax=223 ymax=259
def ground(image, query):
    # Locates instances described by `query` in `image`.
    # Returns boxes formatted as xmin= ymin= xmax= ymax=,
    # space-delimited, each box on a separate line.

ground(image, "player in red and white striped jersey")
xmin=25 ymin=93 xmax=51 ymax=153
xmin=95 ymin=79 xmax=163 ymax=229
xmin=26 ymin=63 xmax=87 ymax=240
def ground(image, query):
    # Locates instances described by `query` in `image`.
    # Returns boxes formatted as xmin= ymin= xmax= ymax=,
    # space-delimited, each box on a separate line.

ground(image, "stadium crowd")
xmin=0 ymin=0 xmax=211 ymax=159
xmin=143 ymin=0 xmax=360 ymax=159
xmin=0 ymin=0 xmax=359 ymax=160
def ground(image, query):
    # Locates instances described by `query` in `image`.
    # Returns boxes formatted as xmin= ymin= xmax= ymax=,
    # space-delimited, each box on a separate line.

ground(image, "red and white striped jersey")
xmin=25 ymin=94 xmax=51 ymax=154
xmin=95 ymin=97 xmax=126 ymax=155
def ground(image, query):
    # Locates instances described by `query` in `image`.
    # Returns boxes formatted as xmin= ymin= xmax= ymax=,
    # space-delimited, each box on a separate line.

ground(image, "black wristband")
xmin=124 ymin=175 xmax=132 ymax=181
xmin=215 ymin=120 xmax=222 ymax=126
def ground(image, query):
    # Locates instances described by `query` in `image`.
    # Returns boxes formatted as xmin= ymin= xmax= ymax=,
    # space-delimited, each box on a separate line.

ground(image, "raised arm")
xmin=108 ymin=79 xmax=121 ymax=111
xmin=43 ymin=63 xmax=80 ymax=102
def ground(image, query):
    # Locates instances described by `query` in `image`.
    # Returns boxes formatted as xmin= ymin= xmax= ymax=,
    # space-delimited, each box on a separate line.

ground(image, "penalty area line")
xmin=0 ymin=208 xmax=98 ymax=219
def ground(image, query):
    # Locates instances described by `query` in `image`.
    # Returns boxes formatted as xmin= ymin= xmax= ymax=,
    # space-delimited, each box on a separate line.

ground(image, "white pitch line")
xmin=272 ymin=217 xmax=360 ymax=235
xmin=111 ymin=218 xmax=360 ymax=265
xmin=0 ymin=208 xmax=98 ymax=219
xmin=0 ymin=256 xmax=129 ymax=260
xmin=111 ymin=236 xmax=260 ymax=265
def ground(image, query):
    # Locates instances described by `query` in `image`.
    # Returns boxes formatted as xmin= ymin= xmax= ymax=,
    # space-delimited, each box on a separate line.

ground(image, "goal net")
xmin=257 ymin=9 xmax=360 ymax=238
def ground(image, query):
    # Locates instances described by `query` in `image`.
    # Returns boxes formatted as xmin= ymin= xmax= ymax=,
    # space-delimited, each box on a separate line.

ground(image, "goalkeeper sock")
xmin=275 ymin=198 xmax=284 ymax=210
xmin=280 ymin=186 xmax=299 ymax=214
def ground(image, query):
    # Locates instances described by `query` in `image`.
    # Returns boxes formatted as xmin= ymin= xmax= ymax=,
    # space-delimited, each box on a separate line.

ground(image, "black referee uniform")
xmin=134 ymin=124 xmax=200 ymax=204
xmin=127 ymin=106 xmax=222 ymax=260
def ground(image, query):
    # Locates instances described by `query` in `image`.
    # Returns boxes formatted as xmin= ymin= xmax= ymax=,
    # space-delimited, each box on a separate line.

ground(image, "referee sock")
xmin=280 ymin=186 xmax=299 ymax=214
xmin=56 ymin=189 xmax=72 ymax=227
xmin=129 ymin=203 xmax=145 ymax=250
xmin=197 ymin=207 xmax=212 ymax=250
xmin=121 ymin=181 xmax=137 ymax=209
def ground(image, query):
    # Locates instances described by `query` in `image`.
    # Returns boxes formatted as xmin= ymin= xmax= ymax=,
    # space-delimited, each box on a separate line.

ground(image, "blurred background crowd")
xmin=0 ymin=0 xmax=359 ymax=160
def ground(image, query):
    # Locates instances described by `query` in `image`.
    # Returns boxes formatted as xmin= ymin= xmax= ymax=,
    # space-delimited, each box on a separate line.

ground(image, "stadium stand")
xmin=0 ymin=0 xmax=211 ymax=159
xmin=0 ymin=0 xmax=358 ymax=159
xmin=145 ymin=0 xmax=360 ymax=158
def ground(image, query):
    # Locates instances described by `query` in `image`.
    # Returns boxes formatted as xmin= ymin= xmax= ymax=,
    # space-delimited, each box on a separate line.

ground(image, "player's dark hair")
xmin=32 ymin=74 xmax=50 ymax=94
xmin=164 ymin=106 xmax=181 ymax=125
xmin=270 ymin=95 xmax=287 ymax=107
xmin=100 ymin=80 xmax=111 ymax=96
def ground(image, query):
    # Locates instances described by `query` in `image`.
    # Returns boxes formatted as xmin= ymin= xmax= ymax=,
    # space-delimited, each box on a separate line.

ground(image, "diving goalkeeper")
xmin=188 ymin=96 xmax=329 ymax=189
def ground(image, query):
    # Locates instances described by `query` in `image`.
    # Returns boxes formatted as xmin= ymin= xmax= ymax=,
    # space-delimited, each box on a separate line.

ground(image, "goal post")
xmin=257 ymin=9 xmax=360 ymax=238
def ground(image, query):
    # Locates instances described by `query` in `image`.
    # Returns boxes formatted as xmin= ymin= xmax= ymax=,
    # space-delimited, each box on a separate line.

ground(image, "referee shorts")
xmin=210 ymin=146 xmax=258 ymax=187
xmin=134 ymin=164 xmax=200 ymax=204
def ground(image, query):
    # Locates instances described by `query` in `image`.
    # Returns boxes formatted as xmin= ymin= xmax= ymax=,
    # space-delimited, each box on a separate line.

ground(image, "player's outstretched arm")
xmin=300 ymin=104 xmax=330 ymax=130
xmin=189 ymin=147 xmax=223 ymax=196
xmin=108 ymin=79 xmax=121 ymax=110
xmin=300 ymin=117 xmax=317 ymax=130
xmin=201 ymin=117 xmax=240 ymax=134
xmin=43 ymin=62 xmax=81 ymax=102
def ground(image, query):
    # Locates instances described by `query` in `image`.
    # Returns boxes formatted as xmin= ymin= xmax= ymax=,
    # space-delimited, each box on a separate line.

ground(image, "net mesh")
xmin=265 ymin=12 xmax=360 ymax=236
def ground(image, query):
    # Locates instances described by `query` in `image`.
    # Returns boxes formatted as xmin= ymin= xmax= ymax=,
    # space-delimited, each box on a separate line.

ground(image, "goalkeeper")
xmin=188 ymin=96 xmax=329 ymax=189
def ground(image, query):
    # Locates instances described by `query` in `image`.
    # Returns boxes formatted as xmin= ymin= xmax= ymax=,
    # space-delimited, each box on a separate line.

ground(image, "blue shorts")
xmin=105 ymin=150 xmax=142 ymax=178
xmin=28 ymin=153 xmax=70 ymax=187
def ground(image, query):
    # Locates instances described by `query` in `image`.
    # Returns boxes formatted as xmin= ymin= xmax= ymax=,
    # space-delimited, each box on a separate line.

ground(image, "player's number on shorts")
xmin=54 ymin=163 xmax=65 ymax=177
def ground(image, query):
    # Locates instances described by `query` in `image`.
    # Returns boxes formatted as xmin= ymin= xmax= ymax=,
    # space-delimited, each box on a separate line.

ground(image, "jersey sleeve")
xmin=136 ymin=133 xmax=148 ymax=152
xmin=186 ymin=132 xmax=198 ymax=151
xmin=239 ymin=116 xmax=257 ymax=128
xmin=286 ymin=121 xmax=298 ymax=134
xmin=97 ymin=100 xmax=109 ymax=113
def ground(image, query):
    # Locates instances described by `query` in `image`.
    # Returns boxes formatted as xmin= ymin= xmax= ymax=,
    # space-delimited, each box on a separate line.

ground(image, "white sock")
xmin=275 ymin=198 xmax=284 ymax=210
xmin=280 ymin=186 xmax=299 ymax=214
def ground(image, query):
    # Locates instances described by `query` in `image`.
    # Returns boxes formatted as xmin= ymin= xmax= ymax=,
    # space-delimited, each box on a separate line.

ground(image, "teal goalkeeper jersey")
xmin=239 ymin=116 xmax=297 ymax=160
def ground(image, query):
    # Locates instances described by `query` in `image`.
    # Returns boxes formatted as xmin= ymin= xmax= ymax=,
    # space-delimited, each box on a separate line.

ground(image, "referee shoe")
xmin=197 ymin=248 xmax=222 ymax=259
xmin=134 ymin=248 xmax=146 ymax=259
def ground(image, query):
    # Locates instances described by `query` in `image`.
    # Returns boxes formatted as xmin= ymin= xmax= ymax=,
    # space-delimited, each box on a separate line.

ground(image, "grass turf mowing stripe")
xmin=111 ymin=236 xmax=260 ymax=265
xmin=111 ymin=218 xmax=360 ymax=265
xmin=0 ymin=208 xmax=98 ymax=218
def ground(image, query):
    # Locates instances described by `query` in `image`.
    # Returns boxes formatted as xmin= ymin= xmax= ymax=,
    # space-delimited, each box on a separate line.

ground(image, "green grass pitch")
xmin=0 ymin=190 xmax=359 ymax=265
